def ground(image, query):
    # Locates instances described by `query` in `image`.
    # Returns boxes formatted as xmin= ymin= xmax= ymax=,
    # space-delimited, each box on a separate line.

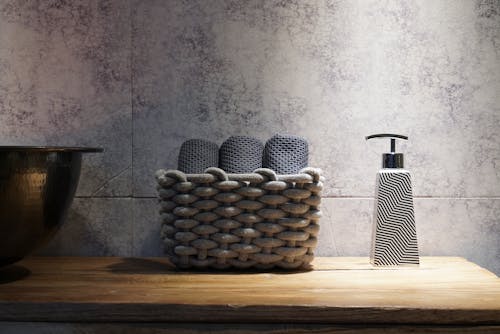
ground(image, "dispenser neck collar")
xmin=366 ymin=133 xmax=408 ymax=169
xmin=383 ymin=153 xmax=404 ymax=168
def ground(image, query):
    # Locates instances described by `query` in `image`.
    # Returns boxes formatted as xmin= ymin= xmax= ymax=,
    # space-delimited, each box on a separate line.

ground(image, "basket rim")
xmin=156 ymin=167 xmax=323 ymax=184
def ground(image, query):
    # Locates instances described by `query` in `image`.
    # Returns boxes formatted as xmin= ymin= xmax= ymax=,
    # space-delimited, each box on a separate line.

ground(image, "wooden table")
xmin=0 ymin=257 xmax=499 ymax=333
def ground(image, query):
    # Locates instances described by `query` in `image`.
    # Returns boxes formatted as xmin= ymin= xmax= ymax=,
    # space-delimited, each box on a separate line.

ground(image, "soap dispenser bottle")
xmin=365 ymin=134 xmax=419 ymax=266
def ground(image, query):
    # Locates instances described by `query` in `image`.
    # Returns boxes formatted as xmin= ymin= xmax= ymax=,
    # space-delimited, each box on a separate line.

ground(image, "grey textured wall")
xmin=0 ymin=0 xmax=499 ymax=274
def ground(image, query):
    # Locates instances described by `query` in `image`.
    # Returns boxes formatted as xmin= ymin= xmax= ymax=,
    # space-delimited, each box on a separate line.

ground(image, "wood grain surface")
xmin=1 ymin=322 xmax=500 ymax=334
xmin=0 ymin=257 xmax=498 ymax=325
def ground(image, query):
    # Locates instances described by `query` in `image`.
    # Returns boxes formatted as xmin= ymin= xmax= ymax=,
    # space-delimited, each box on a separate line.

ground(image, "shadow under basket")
xmin=155 ymin=167 xmax=323 ymax=270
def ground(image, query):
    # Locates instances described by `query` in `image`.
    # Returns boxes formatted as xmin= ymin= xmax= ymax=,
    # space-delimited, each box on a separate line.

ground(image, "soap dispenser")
xmin=365 ymin=134 xmax=419 ymax=266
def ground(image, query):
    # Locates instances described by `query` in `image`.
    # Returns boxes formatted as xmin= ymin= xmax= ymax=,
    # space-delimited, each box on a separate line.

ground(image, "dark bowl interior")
xmin=0 ymin=147 xmax=102 ymax=267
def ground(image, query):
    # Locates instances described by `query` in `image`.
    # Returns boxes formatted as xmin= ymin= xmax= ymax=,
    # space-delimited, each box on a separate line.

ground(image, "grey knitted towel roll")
xmin=219 ymin=136 xmax=264 ymax=173
xmin=263 ymin=134 xmax=309 ymax=174
xmin=178 ymin=139 xmax=219 ymax=174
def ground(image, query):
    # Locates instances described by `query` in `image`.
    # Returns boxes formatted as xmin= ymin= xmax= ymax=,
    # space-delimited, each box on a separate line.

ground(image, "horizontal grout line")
xmin=74 ymin=196 xmax=500 ymax=200
xmin=75 ymin=196 xmax=156 ymax=199
xmin=74 ymin=196 xmax=139 ymax=199
xmin=325 ymin=196 xmax=500 ymax=199
xmin=322 ymin=196 xmax=500 ymax=199
xmin=415 ymin=196 xmax=500 ymax=199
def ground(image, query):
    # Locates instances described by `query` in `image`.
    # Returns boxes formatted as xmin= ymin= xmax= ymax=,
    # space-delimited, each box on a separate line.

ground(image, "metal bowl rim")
xmin=0 ymin=146 xmax=103 ymax=153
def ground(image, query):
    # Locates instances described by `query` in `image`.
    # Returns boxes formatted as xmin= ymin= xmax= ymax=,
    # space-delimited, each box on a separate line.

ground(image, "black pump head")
xmin=365 ymin=133 xmax=408 ymax=168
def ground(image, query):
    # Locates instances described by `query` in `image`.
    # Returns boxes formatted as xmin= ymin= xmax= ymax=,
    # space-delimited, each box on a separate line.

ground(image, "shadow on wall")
xmin=34 ymin=109 xmax=133 ymax=256
xmin=36 ymin=199 xmax=113 ymax=256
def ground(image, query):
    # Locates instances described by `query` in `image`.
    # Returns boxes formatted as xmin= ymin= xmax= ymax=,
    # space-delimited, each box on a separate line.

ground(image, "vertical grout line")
xmin=130 ymin=0 xmax=135 ymax=199
xmin=130 ymin=0 xmax=135 ymax=256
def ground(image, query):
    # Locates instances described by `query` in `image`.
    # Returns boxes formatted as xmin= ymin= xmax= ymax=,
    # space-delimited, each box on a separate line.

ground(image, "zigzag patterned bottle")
xmin=366 ymin=134 xmax=419 ymax=266
xmin=371 ymin=170 xmax=419 ymax=266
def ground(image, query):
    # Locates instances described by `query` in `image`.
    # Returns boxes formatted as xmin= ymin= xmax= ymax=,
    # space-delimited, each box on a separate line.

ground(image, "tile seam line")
xmin=130 ymin=0 xmax=135 ymax=257
xmin=325 ymin=196 xmax=500 ymax=199
xmin=73 ymin=196 xmax=500 ymax=199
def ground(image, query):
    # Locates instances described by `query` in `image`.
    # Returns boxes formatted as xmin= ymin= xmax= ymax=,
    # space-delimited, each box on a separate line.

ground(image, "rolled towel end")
xmin=178 ymin=139 xmax=219 ymax=174
xmin=219 ymin=136 xmax=264 ymax=173
xmin=263 ymin=134 xmax=309 ymax=174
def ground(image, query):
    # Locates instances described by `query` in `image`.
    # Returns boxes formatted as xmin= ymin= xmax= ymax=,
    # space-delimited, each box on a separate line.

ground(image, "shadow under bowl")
xmin=0 ymin=146 xmax=102 ymax=267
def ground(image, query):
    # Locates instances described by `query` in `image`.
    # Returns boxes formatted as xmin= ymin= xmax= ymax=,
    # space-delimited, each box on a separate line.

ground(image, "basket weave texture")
xmin=155 ymin=167 xmax=323 ymax=270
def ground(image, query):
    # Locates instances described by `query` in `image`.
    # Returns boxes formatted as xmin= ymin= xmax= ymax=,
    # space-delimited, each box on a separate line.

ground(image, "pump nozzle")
xmin=366 ymin=133 xmax=408 ymax=168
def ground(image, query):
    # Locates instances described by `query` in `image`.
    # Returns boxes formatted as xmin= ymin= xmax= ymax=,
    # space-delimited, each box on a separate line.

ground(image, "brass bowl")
xmin=0 ymin=147 xmax=102 ymax=267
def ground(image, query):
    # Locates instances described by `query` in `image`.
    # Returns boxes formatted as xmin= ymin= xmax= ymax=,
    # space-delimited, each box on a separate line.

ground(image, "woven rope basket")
xmin=155 ymin=167 xmax=323 ymax=270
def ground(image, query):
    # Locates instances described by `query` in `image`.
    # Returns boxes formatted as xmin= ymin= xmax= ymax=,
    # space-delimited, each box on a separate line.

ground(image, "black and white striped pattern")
xmin=371 ymin=170 xmax=419 ymax=266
